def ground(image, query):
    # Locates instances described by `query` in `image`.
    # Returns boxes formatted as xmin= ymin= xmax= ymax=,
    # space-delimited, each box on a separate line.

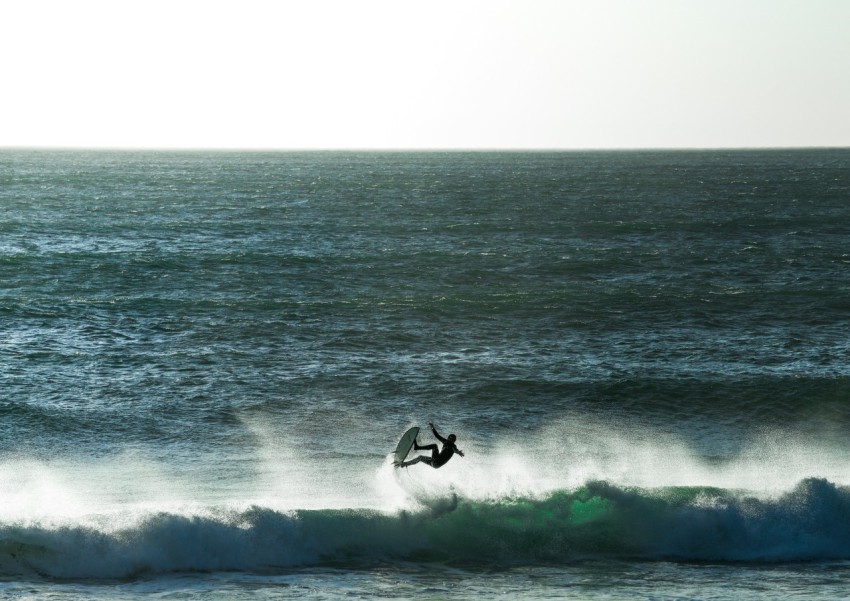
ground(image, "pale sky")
xmin=2 ymin=0 xmax=848 ymax=149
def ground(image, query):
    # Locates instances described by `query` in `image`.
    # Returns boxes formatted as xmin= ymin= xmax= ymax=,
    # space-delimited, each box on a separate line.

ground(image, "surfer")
xmin=399 ymin=422 xmax=464 ymax=468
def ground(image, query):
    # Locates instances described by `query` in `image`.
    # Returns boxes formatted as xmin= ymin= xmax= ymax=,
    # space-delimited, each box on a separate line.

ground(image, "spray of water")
xmin=1 ymin=414 xmax=848 ymax=577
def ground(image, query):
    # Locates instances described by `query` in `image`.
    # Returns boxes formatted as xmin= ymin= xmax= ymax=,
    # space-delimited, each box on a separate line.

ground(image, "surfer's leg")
xmin=399 ymin=444 xmax=439 ymax=468
xmin=414 ymin=442 xmax=438 ymax=453
xmin=400 ymin=456 xmax=426 ymax=468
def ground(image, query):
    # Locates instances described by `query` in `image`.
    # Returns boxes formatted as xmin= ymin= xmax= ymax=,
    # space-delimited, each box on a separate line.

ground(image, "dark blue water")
xmin=1 ymin=149 xmax=849 ymax=598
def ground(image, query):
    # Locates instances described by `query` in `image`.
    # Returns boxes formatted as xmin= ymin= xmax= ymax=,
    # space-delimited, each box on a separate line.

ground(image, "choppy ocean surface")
xmin=1 ymin=149 xmax=849 ymax=599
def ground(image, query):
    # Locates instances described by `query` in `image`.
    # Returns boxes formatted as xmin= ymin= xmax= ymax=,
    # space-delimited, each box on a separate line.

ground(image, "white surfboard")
xmin=393 ymin=426 xmax=420 ymax=467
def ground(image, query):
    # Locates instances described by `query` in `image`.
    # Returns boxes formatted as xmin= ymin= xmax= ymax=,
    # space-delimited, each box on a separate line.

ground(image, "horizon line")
xmin=2 ymin=145 xmax=849 ymax=153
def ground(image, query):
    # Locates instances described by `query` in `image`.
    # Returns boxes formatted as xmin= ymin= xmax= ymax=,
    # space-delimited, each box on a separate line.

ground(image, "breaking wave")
xmin=2 ymin=477 xmax=850 ymax=579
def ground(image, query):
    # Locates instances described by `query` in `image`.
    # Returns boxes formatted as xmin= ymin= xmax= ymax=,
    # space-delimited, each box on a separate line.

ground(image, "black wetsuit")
xmin=403 ymin=425 xmax=460 ymax=468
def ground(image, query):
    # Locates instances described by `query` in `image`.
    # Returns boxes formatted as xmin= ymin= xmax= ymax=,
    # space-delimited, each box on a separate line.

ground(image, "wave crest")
xmin=2 ymin=478 xmax=849 ymax=579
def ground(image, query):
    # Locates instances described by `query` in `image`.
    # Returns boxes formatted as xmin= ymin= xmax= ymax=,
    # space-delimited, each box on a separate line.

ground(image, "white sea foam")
xmin=1 ymin=413 xmax=849 ymax=579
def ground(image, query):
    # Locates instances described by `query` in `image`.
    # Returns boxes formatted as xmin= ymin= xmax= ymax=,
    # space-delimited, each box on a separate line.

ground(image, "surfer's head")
xmin=447 ymin=434 xmax=457 ymax=443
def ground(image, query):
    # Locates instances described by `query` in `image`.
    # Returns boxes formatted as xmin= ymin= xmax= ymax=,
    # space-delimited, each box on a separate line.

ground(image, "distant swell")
xmin=2 ymin=478 xmax=849 ymax=579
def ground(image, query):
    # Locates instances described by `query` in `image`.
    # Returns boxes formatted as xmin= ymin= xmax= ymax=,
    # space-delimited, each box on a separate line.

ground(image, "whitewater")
xmin=1 ymin=149 xmax=849 ymax=599
xmin=3 ymin=415 xmax=850 ymax=581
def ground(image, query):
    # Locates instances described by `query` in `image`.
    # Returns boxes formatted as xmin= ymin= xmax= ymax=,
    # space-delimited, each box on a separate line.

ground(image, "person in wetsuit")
xmin=399 ymin=421 xmax=464 ymax=468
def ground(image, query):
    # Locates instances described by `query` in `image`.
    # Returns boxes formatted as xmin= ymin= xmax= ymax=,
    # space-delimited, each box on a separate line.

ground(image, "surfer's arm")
xmin=429 ymin=422 xmax=447 ymax=444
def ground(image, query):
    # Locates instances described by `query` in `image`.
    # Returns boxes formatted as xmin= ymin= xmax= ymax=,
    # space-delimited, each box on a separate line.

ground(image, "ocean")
xmin=1 ymin=148 xmax=849 ymax=599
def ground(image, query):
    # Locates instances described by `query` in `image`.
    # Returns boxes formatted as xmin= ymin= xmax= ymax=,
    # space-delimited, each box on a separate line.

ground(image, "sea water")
xmin=1 ymin=149 xmax=849 ymax=599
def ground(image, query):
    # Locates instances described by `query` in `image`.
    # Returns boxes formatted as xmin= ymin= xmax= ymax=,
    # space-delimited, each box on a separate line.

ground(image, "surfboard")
xmin=393 ymin=426 xmax=420 ymax=467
